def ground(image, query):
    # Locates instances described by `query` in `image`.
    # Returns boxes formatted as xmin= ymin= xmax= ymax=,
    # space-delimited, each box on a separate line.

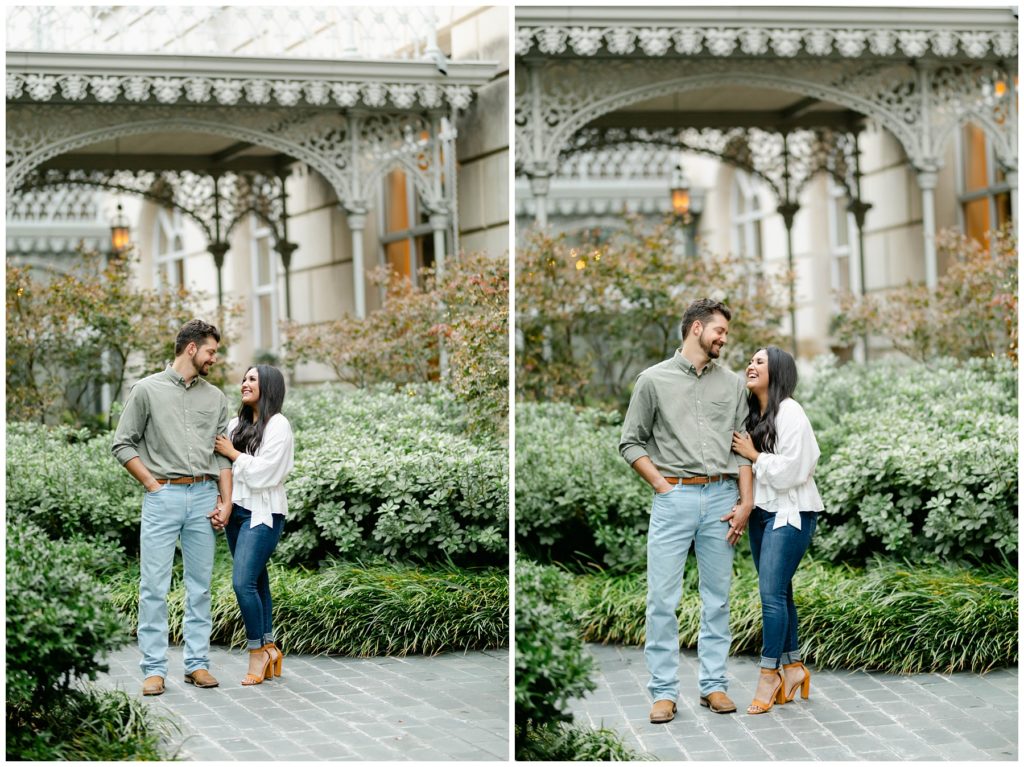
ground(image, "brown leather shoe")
xmin=183 ymin=668 xmax=219 ymax=688
xmin=142 ymin=675 xmax=165 ymax=696
xmin=700 ymin=690 xmax=737 ymax=713
xmin=649 ymin=699 xmax=677 ymax=723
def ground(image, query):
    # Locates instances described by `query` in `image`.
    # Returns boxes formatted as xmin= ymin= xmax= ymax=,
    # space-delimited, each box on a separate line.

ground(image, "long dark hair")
xmin=744 ymin=346 xmax=798 ymax=454
xmin=231 ymin=364 xmax=286 ymax=455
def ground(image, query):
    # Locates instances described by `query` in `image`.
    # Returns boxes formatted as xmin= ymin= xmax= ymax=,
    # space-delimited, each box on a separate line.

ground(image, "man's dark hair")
xmin=680 ymin=298 xmax=732 ymax=341
xmin=174 ymin=319 xmax=221 ymax=356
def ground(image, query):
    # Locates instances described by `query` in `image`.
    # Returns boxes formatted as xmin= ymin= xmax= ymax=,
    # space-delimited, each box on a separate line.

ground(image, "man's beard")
xmin=192 ymin=357 xmax=211 ymax=378
xmin=699 ymin=331 xmax=722 ymax=359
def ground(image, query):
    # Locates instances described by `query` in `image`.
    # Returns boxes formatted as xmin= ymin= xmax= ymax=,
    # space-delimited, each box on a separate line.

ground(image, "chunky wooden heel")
xmin=782 ymin=661 xmax=811 ymax=701
xmin=262 ymin=642 xmax=283 ymax=678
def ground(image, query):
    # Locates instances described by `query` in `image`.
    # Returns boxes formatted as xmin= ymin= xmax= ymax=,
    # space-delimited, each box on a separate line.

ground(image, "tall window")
xmin=730 ymin=170 xmax=767 ymax=260
xmin=252 ymin=221 xmax=277 ymax=356
xmin=379 ymin=168 xmax=436 ymax=284
xmin=957 ymin=122 xmax=1013 ymax=244
xmin=154 ymin=207 xmax=186 ymax=288
xmin=827 ymin=177 xmax=853 ymax=301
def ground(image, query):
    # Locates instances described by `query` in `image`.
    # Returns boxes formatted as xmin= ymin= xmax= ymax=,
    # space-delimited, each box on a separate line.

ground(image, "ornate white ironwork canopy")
xmin=7 ymin=5 xmax=500 ymax=318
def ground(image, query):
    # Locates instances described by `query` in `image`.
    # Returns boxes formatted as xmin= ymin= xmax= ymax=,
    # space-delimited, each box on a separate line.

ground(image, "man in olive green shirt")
xmin=112 ymin=319 xmax=232 ymax=696
xmin=619 ymin=298 xmax=754 ymax=723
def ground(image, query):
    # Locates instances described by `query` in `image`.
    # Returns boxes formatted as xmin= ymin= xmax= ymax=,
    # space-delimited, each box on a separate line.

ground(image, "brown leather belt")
xmin=155 ymin=475 xmax=216 ymax=485
xmin=665 ymin=475 xmax=726 ymax=485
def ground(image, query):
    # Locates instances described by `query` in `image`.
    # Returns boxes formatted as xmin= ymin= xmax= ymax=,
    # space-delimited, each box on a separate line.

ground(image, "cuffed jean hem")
xmin=246 ymin=638 xmax=264 ymax=650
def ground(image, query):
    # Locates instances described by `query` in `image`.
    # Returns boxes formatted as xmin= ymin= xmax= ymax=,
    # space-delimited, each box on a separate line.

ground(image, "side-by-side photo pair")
xmin=4 ymin=3 xmax=1018 ymax=764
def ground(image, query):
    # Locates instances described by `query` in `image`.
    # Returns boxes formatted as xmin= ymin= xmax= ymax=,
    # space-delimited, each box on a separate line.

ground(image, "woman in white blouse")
xmin=213 ymin=364 xmax=294 ymax=686
xmin=731 ymin=346 xmax=824 ymax=715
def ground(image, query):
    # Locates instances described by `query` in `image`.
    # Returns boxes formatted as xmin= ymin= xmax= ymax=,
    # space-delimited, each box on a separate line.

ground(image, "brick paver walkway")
xmin=96 ymin=644 xmax=509 ymax=761
xmin=570 ymin=644 xmax=1017 ymax=761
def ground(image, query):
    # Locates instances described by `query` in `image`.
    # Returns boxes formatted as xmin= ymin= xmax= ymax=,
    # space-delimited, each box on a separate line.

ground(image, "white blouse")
xmin=751 ymin=398 xmax=825 ymax=530
xmin=227 ymin=413 xmax=294 ymax=529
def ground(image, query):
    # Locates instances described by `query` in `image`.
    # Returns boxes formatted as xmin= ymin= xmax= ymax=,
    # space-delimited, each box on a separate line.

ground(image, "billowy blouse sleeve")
xmin=752 ymin=399 xmax=820 ymax=492
xmin=233 ymin=414 xmax=294 ymax=490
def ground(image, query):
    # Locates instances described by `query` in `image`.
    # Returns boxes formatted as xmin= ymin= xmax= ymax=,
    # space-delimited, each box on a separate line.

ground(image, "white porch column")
xmin=347 ymin=210 xmax=367 ymax=319
xmin=429 ymin=212 xmax=448 ymax=277
xmin=529 ymin=172 xmax=550 ymax=228
xmin=917 ymin=170 xmax=939 ymax=290
xmin=1007 ymin=170 xmax=1018 ymax=238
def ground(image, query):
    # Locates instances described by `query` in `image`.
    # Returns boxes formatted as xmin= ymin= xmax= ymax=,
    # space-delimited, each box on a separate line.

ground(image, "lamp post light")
xmin=670 ymin=163 xmax=704 ymax=258
xmin=109 ymin=201 xmax=131 ymax=255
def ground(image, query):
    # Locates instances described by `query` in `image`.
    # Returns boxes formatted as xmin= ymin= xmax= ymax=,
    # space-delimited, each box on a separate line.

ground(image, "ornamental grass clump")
xmin=573 ymin=555 xmax=1017 ymax=674
xmin=516 ymin=722 xmax=652 ymax=762
xmin=106 ymin=549 xmax=508 ymax=656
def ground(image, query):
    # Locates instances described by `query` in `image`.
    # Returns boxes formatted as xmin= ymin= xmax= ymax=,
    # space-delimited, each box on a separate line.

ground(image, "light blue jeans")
xmin=646 ymin=478 xmax=737 ymax=701
xmin=137 ymin=481 xmax=218 ymax=678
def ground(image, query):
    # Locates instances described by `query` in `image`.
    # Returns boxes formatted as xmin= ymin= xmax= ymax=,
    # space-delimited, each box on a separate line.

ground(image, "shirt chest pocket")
xmin=191 ymin=408 xmax=217 ymax=440
xmin=705 ymin=399 xmax=734 ymax=427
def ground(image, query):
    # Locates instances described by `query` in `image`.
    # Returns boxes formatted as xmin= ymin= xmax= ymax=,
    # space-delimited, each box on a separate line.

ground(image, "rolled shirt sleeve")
xmin=215 ymin=398 xmax=232 ymax=472
xmin=111 ymin=384 xmax=147 ymax=465
xmin=732 ymin=376 xmax=752 ymax=468
xmin=619 ymin=373 xmax=656 ymax=467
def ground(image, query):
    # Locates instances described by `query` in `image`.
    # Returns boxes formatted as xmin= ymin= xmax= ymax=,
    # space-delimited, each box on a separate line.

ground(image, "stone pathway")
xmin=96 ymin=644 xmax=509 ymax=761
xmin=570 ymin=644 xmax=1018 ymax=761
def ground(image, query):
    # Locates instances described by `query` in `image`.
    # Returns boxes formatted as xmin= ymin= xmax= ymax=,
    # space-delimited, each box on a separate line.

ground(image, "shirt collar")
xmin=673 ymin=349 xmax=719 ymax=378
xmin=163 ymin=365 xmax=197 ymax=389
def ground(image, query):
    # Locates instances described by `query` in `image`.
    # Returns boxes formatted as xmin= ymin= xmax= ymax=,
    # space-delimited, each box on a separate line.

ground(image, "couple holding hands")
xmin=111 ymin=319 xmax=294 ymax=695
xmin=619 ymin=298 xmax=825 ymax=722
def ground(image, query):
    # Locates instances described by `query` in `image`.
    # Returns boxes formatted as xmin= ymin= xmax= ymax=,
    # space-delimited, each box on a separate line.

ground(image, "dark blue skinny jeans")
xmin=747 ymin=507 xmax=817 ymax=669
xmin=225 ymin=505 xmax=284 ymax=650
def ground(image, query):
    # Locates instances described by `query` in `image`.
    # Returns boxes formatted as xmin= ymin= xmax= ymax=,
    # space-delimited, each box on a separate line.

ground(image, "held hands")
xmin=731 ymin=431 xmax=759 ymax=463
xmin=208 ymin=497 xmax=231 ymax=532
xmin=721 ymin=501 xmax=752 ymax=547
xmin=213 ymin=434 xmax=240 ymax=461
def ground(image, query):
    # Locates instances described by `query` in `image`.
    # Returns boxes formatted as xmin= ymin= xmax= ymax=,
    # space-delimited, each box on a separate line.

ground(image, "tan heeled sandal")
xmin=262 ymin=642 xmax=283 ymax=678
xmin=241 ymin=648 xmax=273 ymax=686
xmin=746 ymin=669 xmax=785 ymax=714
xmin=781 ymin=661 xmax=811 ymax=702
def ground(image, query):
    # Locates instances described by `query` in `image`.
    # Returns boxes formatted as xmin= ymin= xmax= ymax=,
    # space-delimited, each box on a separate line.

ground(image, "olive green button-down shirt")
xmin=111 ymin=367 xmax=231 ymax=478
xmin=619 ymin=351 xmax=751 ymax=478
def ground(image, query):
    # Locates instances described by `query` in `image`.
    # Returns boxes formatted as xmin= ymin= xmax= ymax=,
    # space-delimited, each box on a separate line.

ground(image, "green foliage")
xmin=283 ymin=384 xmax=508 ymax=566
xmin=833 ymin=227 xmax=1017 ymax=363
xmin=516 ymin=722 xmax=652 ymax=761
xmin=515 ymin=402 xmax=649 ymax=570
xmin=514 ymin=559 xmax=596 ymax=733
xmin=6 ymin=523 xmax=131 ymax=708
xmin=573 ymin=554 xmax=1017 ymax=674
xmin=284 ymin=251 xmax=508 ymax=435
xmin=7 ymin=422 xmax=142 ymax=553
xmin=7 ymin=386 xmax=508 ymax=567
xmin=515 ymin=357 xmax=1017 ymax=566
xmin=799 ymin=356 xmax=1018 ymax=562
xmin=516 ymin=222 xmax=792 ymax=408
xmin=105 ymin=546 xmax=508 ymax=656
xmin=7 ymin=686 xmax=176 ymax=761
xmin=6 ymin=252 xmax=229 ymax=427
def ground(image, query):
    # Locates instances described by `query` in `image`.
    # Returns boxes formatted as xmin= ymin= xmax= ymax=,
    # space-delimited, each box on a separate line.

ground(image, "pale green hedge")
xmin=7 ymin=384 xmax=508 ymax=567
xmin=515 ymin=357 xmax=1018 ymax=567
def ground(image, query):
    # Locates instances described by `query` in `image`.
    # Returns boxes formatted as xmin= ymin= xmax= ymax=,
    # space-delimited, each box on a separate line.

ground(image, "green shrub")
xmin=515 ymin=403 xmax=649 ymax=570
xmin=516 ymin=722 xmax=652 ymax=761
xmin=105 ymin=545 xmax=507 ymax=656
xmin=6 ymin=423 xmax=141 ymax=553
xmin=6 ymin=686 xmax=176 ymax=761
xmin=283 ymin=385 xmax=508 ymax=566
xmin=799 ymin=356 xmax=1018 ymax=562
xmin=8 ymin=385 xmax=508 ymax=567
xmin=515 ymin=357 xmax=1018 ymax=566
xmin=515 ymin=559 xmax=596 ymax=737
xmin=6 ymin=523 xmax=131 ymax=708
xmin=574 ymin=554 xmax=1017 ymax=674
